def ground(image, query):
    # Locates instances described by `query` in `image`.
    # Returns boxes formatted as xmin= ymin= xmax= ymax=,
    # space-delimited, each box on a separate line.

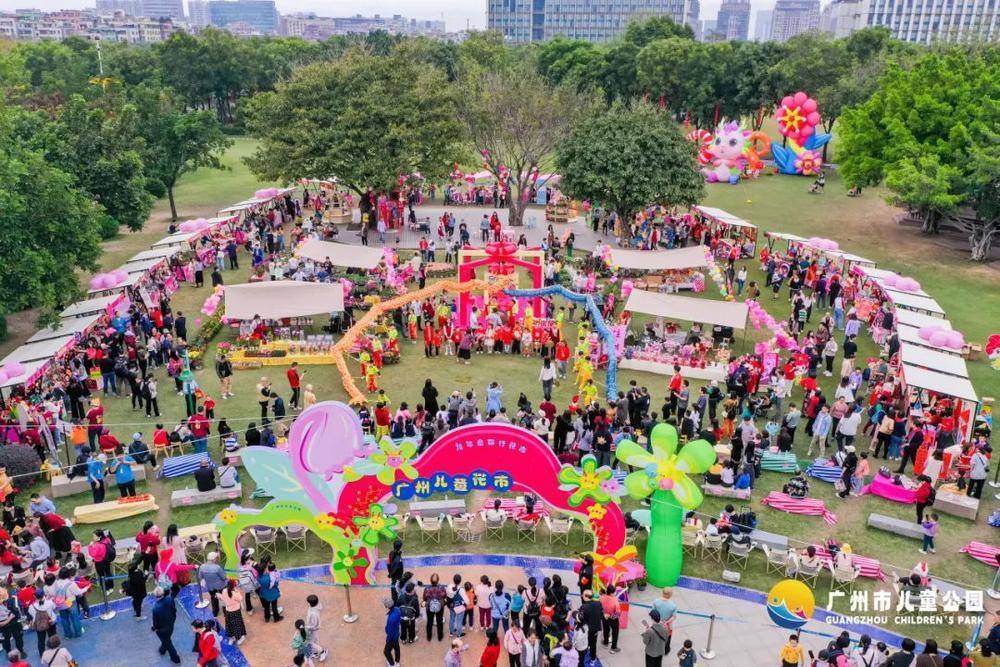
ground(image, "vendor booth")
xmin=894 ymin=309 xmax=952 ymax=332
xmin=126 ymin=247 xmax=181 ymax=265
xmin=59 ymin=294 xmax=127 ymax=319
xmin=26 ymin=313 xmax=102 ymax=344
xmin=295 ymin=238 xmax=384 ymax=270
xmin=896 ymin=324 xmax=963 ymax=356
xmin=619 ymin=289 xmax=749 ymax=381
xmin=900 ymin=364 xmax=979 ymax=443
xmin=899 ymin=343 xmax=971 ymax=379
xmin=765 ymin=231 xmax=876 ymax=273
xmin=692 ymin=206 xmax=758 ymax=258
xmin=151 ymin=230 xmax=200 ymax=250
xmin=608 ymin=246 xmax=710 ymax=292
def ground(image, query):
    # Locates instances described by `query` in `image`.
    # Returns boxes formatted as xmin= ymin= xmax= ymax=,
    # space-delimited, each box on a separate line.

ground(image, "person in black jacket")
xmin=151 ymin=587 xmax=181 ymax=664
xmin=387 ymin=540 xmax=404 ymax=602
xmin=580 ymin=589 xmax=604 ymax=662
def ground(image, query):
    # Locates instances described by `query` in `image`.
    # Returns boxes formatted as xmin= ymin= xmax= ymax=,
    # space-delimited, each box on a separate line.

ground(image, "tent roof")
xmin=88 ymin=272 xmax=142 ymax=295
xmin=151 ymin=231 xmax=198 ymax=248
xmin=223 ymin=281 xmax=344 ymax=320
xmin=765 ymin=231 xmax=806 ymax=242
xmin=899 ymin=343 xmax=969 ymax=378
xmin=123 ymin=257 xmax=165 ymax=275
xmin=896 ymin=325 xmax=962 ymax=355
xmin=295 ymin=238 xmax=384 ymax=270
xmin=894 ymin=309 xmax=951 ymax=330
xmin=608 ymin=246 xmax=709 ymax=272
xmin=0 ymin=336 xmax=73 ymax=365
xmin=623 ymin=289 xmax=748 ymax=329
xmin=826 ymin=249 xmax=876 ymax=267
xmin=856 ymin=267 xmax=930 ymax=297
xmin=693 ymin=206 xmax=755 ymax=229
xmin=0 ymin=358 xmax=51 ymax=390
xmin=883 ymin=289 xmax=945 ymax=315
xmin=127 ymin=247 xmax=181 ymax=264
xmin=902 ymin=364 xmax=978 ymax=403
xmin=59 ymin=295 xmax=122 ymax=319
xmin=26 ymin=313 xmax=102 ymax=344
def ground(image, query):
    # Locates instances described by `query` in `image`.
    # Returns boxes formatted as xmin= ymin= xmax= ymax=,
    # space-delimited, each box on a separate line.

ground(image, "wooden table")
xmin=408 ymin=499 xmax=467 ymax=517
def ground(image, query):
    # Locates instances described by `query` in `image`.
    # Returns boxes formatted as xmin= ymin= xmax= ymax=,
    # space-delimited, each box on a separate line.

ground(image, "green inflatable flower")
xmin=558 ymin=454 xmax=614 ymax=507
xmin=347 ymin=438 xmax=419 ymax=485
xmin=333 ymin=546 xmax=369 ymax=580
xmin=352 ymin=503 xmax=399 ymax=546
xmin=616 ymin=423 xmax=716 ymax=586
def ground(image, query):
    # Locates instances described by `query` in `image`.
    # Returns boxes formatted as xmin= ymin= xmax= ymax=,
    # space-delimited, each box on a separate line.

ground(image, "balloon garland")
xmin=746 ymin=299 xmax=800 ymax=352
xmin=702 ymin=248 xmax=733 ymax=301
xmin=503 ymin=284 xmax=620 ymax=402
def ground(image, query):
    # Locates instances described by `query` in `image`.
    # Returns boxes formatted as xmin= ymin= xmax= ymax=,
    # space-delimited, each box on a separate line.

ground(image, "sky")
xmin=12 ymin=0 xmax=777 ymax=32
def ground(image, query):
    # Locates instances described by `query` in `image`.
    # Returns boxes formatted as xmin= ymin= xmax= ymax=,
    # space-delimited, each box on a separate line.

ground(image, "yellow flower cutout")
xmin=587 ymin=504 xmax=608 ymax=521
xmin=218 ymin=509 xmax=238 ymax=524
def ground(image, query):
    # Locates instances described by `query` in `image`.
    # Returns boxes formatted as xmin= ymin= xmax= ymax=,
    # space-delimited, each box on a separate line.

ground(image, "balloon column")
xmin=771 ymin=92 xmax=831 ymax=177
xmin=615 ymin=424 xmax=716 ymax=586
xmin=703 ymin=249 xmax=733 ymax=301
xmin=747 ymin=299 xmax=800 ymax=352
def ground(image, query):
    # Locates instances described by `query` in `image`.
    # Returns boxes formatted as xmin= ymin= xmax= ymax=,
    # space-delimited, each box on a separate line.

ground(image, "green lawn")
xmin=16 ymin=139 xmax=1000 ymax=639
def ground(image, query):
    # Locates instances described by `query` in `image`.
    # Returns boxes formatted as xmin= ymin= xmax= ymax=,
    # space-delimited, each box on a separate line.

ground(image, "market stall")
xmin=223 ymin=281 xmax=346 ymax=369
xmin=294 ymin=238 xmax=384 ymax=270
xmin=608 ymin=246 xmax=710 ymax=292
xmin=896 ymin=325 xmax=963 ymax=356
xmin=619 ymin=289 xmax=749 ymax=381
xmin=765 ymin=231 xmax=875 ymax=273
xmin=59 ymin=294 xmax=127 ymax=319
xmin=126 ymin=247 xmax=182 ymax=265
xmin=151 ymin=230 xmax=200 ymax=250
xmin=884 ymin=289 xmax=946 ymax=317
xmin=900 ymin=364 xmax=979 ymax=443
xmin=26 ymin=313 xmax=103 ymax=344
xmin=899 ymin=343 xmax=971 ymax=380
xmin=894 ymin=308 xmax=953 ymax=332
xmin=692 ymin=205 xmax=758 ymax=258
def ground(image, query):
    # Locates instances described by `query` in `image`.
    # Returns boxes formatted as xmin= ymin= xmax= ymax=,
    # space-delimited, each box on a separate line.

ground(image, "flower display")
xmin=587 ymin=504 xmax=608 ymax=522
xmin=345 ymin=437 xmax=419 ymax=486
xmin=218 ymin=509 xmax=238 ymax=524
xmin=558 ymin=454 xmax=615 ymax=507
xmin=332 ymin=547 xmax=369 ymax=579
xmin=352 ymin=503 xmax=399 ymax=546
xmin=616 ymin=423 xmax=716 ymax=586
xmin=794 ymin=150 xmax=822 ymax=176
xmin=315 ymin=513 xmax=338 ymax=530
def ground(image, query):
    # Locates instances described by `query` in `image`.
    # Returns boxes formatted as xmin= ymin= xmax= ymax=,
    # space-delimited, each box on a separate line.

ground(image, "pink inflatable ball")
xmin=801 ymin=125 xmax=814 ymax=137
xmin=793 ymin=91 xmax=808 ymax=105
xmin=89 ymin=274 xmax=108 ymax=290
xmin=917 ymin=325 xmax=938 ymax=341
xmin=897 ymin=277 xmax=921 ymax=292
xmin=802 ymin=98 xmax=818 ymax=113
xmin=3 ymin=362 xmax=26 ymax=378
xmin=781 ymin=96 xmax=794 ymax=109
xmin=807 ymin=112 xmax=821 ymax=126
xmin=111 ymin=269 xmax=129 ymax=284
xmin=944 ymin=331 xmax=965 ymax=350
xmin=0 ymin=369 xmax=8 ymax=384
xmin=928 ymin=330 xmax=951 ymax=348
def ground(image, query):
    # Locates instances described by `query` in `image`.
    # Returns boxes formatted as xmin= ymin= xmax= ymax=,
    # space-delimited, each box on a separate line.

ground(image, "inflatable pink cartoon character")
xmin=702 ymin=121 xmax=747 ymax=184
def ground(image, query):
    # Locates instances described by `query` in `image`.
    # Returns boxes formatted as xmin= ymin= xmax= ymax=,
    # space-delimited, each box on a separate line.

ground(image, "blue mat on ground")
xmin=807 ymin=459 xmax=844 ymax=483
xmin=158 ymin=452 xmax=213 ymax=479
xmin=72 ymin=595 xmax=200 ymax=666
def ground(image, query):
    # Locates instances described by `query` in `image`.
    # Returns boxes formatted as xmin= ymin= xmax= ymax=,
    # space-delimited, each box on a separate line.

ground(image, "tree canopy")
xmin=244 ymin=51 xmax=462 ymax=195
xmin=556 ymin=102 xmax=705 ymax=239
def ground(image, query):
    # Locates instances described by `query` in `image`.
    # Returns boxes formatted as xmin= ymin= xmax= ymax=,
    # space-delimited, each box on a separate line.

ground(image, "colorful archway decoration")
xmin=457 ymin=244 xmax=545 ymax=328
xmin=213 ymin=402 xmax=634 ymax=584
xmin=503 ymin=284 xmax=620 ymax=402
xmin=331 ymin=276 xmax=515 ymax=404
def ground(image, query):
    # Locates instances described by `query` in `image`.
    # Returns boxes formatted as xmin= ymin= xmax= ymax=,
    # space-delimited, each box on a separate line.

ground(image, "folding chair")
xmin=726 ymin=541 xmax=752 ymax=570
xmin=516 ymin=519 xmax=538 ymax=543
xmin=448 ymin=514 xmax=481 ymax=543
xmin=761 ymin=544 xmax=790 ymax=576
xmin=797 ymin=561 xmax=823 ymax=588
xmin=284 ymin=524 xmax=308 ymax=552
xmin=185 ymin=536 xmax=207 ymax=565
xmin=417 ymin=516 xmax=442 ymax=544
xmin=481 ymin=512 xmax=506 ymax=540
xmin=831 ymin=563 xmax=861 ymax=594
xmin=701 ymin=534 xmax=724 ymax=562
xmin=546 ymin=517 xmax=573 ymax=545
xmin=681 ymin=529 xmax=700 ymax=556
xmin=253 ymin=526 xmax=278 ymax=557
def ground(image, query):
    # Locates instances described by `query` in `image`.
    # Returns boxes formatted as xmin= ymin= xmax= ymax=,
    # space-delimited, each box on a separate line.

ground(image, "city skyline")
xmin=14 ymin=0 xmax=798 ymax=31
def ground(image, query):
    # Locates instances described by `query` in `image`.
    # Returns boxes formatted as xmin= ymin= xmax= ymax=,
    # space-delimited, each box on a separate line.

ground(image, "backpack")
xmin=102 ymin=535 xmax=117 ymax=565
xmin=427 ymin=595 xmax=443 ymax=614
xmin=156 ymin=563 xmax=174 ymax=590
xmin=449 ymin=588 xmax=465 ymax=611
xmin=399 ymin=598 xmax=418 ymax=621
xmin=926 ymin=486 xmax=936 ymax=506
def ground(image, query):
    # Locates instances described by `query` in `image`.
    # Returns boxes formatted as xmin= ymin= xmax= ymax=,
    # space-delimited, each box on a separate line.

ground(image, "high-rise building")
xmin=699 ymin=17 xmax=717 ymax=40
xmin=488 ymin=0 xmax=700 ymax=43
xmin=715 ymin=0 xmax=751 ymax=39
xmin=207 ymin=0 xmax=278 ymax=34
xmin=770 ymin=0 xmax=820 ymax=41
xmin=187 ymin=0 xmax=211 ymax=27
xmin=142 ymin=0 xmax=184 ymax=21
xmin=861 ymin=0 xmax=996 ymax=43
xmin=754 ymin=9 xmax=773 ymax=40
xmin=96 ymin=0 xmax=143 ymax=17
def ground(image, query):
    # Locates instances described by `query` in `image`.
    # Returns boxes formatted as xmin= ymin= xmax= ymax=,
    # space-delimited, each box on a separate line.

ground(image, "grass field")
xmin=10 ymin=139 xmax=1000 ymax=638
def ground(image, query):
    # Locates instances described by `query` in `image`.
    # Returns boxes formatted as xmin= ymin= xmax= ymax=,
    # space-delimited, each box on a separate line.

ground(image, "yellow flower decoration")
xmin=315 ymin=514 xmax=338 ymax=530
xmin=218 ymin=509 xmax=238 ymax=524
xmin=587 ymin=504 xmax=608 ymax=521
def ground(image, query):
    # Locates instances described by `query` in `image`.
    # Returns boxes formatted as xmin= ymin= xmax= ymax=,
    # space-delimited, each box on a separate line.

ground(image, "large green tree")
xmin=456 ymin=58 xmax=583 ymax=227
xmin=556 ymin=102 xmax=704 ymax=243
xmin=244 ymin=51 xmax=461 ymax=195
xmin=838 ymin=49 xmax=1000 ymax=260
xmin=133 ymin=85 xmax=232 ymax=221
xmin=0 ymin=105 xmax=104 ymax=326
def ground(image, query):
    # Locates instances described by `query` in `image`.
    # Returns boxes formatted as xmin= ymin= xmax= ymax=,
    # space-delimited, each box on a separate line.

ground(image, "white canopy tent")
xmin=123 ymin=257 xmax=166 ymax=275
xmin=894 ymin=309 xmax=952 ymax=331
xmin=0 ymin=336 xmax=74 ymax=365
xmin=60 ymin=295 xmax=124 ymax=319
xmin=693 ymin=206 xmax=755 ymax=229
xmin=127 ymin=247 xmax=181 ymax=265
xmin=26 ymin=313 xmax=102 ymax=344
xmin=608 ymin=246 xmax=709 ymax=272
xmin=87 ymin=272 xmax=143 ymax=296
xmin=883 ymin=290 xmax=945 ymax=316
xmin=896 ymin=325 xmax=962 ymax=355
xmin=856 ymin=267 xmax=931 ymax=297
xmin=826 ymin=249 xmax=876 ymax=269
xmin=223 ymin=281 xmax=344 ymax=321
xmin=899 ymin=343 xmax=970 ymax=379
xmin=0 ymin=359 xmax=52 ymax=391
xmin=295 ymin=238 xmax=384 ymax=270
xmin=151 ymin=231 xmax=199 ymax=249
xmin=901 ymin=364 xmax=978 ymax=403
xmin=624 ymin=289 xmax=748 ymax=329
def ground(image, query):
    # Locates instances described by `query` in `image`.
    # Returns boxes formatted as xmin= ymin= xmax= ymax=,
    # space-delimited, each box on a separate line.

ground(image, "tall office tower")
xmin=770 ymin=0 xmax=820 ymax=41
xmin=488 ymin=0 xmax=700 ymax=43
xmin=715 ymin=0 xmax=751 ymax=40
xmin=187 ymin=0 xmax=211 ymax=27
xmin=208 ymin=0 xmax=278 ymax=35
xmin=142 ymin=0 xmax=185 ymax=20
xmin=754 ymin=8 xmax=773 ymax=39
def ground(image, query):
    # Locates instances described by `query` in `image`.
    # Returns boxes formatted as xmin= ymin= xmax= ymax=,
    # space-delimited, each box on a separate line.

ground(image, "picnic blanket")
xmin=760 ymin=450 xmax=799 ymax=473
xmin=960 ymin=541 xmax=1000 ymax=568
xmin=158 ymin=452 xmax=213 ymax=479
xmin=806 ymin=459 xmax=843 ymax=483
xmin=479 ymin=497 xmax=551 ymax=519
xmin=810 ymin=545 xmax=886 ymax=581
xmin=859 ymin=473 xmax=918 ymax=504
xmin=760 ymin=491 xmax=838 ymax=525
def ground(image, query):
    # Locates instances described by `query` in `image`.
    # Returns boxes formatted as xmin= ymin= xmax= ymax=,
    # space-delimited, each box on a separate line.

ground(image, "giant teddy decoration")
xmin=688 ymin=121 xmax=771 ymax=184
xmin=771 ymin=91 xmax=832 ymax=177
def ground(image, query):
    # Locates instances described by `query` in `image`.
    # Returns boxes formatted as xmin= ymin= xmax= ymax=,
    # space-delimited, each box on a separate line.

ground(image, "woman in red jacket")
xmin=198 ymin=618 xmax=222 ymax=667
xmin=479 ymin=629 xmax=501 ymax=667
